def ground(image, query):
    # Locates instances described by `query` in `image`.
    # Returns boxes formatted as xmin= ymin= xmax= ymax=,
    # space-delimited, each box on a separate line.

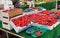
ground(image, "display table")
xmin=0 ymin=23 xmax=60 ymax=38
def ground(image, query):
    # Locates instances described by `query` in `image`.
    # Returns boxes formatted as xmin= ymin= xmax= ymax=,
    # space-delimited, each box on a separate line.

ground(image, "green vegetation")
xmin=36 ymin=1 xmax=56 ymax=10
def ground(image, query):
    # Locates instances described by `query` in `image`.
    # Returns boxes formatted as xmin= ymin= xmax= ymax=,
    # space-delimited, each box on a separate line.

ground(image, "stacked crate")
xmin=2 ymin=10 xmax=12 ymax=30
xmin=2 ymin=8 xmax=23 ymax=30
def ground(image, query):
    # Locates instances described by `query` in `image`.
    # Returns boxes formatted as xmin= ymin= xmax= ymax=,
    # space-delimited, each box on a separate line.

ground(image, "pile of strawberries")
xmin=12 ymin=10 xmax=60 ymax=27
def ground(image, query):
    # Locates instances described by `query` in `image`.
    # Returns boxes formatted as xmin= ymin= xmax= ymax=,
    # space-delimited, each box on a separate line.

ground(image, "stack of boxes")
xmin=2 ymin=8 xmax=23 ymax=30
xmin=2 ymin=10 xmax=12 ymax=30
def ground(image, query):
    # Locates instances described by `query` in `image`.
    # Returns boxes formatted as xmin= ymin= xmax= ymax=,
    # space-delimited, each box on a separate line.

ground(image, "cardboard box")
xmin=9 ymin=8 xmax=23 ymax=18
xmin=0 ymin=4 xmax=4 ymax=9
xmin=2 ymin=8 xmax=23 ymax=18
